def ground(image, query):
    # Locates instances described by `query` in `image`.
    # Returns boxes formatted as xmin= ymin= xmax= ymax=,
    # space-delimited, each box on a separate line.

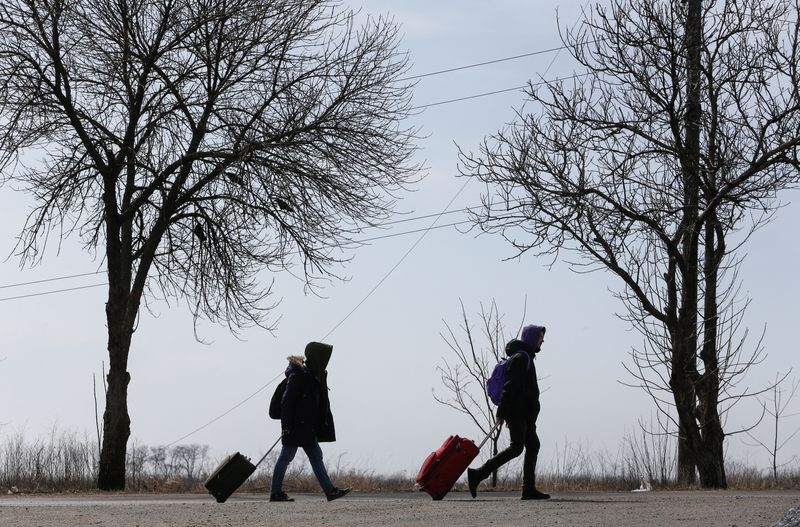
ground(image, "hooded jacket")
xmin=280 ymin=344 xmax=336 ymax=446
xmin=496 ymin=336 xmax=541 ymax=423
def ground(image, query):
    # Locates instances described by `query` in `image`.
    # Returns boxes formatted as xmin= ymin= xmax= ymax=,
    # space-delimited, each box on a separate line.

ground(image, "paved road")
xmin=3 ymin=490 xmax=799 ymax=526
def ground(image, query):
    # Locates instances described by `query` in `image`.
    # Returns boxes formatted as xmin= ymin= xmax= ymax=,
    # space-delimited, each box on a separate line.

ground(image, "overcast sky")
xmin=1 ymin=0 xmax=798 ymax=480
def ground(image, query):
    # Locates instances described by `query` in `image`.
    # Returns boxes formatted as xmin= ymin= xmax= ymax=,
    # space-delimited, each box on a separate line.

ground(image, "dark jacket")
xmin=497 ymin=339 xmax=540 ymax=423
xmin=280 ymin=360 xmax=336 ymax=446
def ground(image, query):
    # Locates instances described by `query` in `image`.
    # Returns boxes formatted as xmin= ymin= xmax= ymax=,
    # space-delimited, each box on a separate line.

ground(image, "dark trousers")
xmin=476 ymin=418 xmax=540 ymax=491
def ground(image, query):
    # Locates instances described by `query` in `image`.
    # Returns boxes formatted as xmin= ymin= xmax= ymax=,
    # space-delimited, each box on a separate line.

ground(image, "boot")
xmin=521 ymin=488 xmax=550 ymax=500
xmin=467 ymin=468 xmax=482 ymax=499
xmin=269 ymin=491 xmax=294 ymax=502
xmin=326 ymin=487 xmax=351 ymax=502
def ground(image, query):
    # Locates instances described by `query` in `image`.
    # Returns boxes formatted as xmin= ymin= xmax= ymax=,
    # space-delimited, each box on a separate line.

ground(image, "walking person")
xmin=468 ymin=324 xmax=550 ymax=500
xmin=270 ymin=341 xmax=350 ymax=502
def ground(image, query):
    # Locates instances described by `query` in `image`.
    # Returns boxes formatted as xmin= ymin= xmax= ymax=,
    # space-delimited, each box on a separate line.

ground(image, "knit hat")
xmin=520 ymin=325 xmax=546 ymax=351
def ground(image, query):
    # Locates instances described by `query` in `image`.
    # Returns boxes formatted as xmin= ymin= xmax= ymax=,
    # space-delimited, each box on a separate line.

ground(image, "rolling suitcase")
xmin=204 ymin=436 xmax=281 ymax=503
xmin=415 ymin=423 xmax=500 ymax=500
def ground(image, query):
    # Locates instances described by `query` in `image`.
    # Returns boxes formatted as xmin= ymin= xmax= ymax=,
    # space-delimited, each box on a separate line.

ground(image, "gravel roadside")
xmin=2 ymin=490 xmax=799 ymax=527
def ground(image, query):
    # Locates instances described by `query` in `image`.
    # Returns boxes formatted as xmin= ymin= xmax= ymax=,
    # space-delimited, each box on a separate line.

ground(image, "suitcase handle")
xmin=477 ymin=422 xmax=502 ymax=450
xmin=254 ymin=434 xmax=283 ymax=468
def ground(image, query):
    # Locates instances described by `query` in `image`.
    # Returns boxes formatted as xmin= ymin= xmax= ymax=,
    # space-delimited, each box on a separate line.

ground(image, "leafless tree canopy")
xmin=459 ymin=0 xmax=800 ymax=488
xmin=0 ymin=0 xmax=419 ymax=329
xmin=0 ymin=0 xmax=420 ymax=490
xmin=463 ymin=0 xmax=799 ymax=268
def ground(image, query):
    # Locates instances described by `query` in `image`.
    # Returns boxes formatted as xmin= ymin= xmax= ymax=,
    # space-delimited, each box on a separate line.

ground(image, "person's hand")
xmin=495 ymin=410 xmax=504 ymax=428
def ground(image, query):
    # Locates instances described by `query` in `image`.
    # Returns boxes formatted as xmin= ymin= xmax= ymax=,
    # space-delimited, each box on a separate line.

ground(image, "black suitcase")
xmin=204 ymin=452 xmax=257 ymax=503
xmin=204 ymin=436 xmax=281 ymax=503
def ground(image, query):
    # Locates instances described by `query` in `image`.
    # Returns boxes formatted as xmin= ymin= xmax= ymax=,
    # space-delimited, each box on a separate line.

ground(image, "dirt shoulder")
xmin=2 ymin=490 xmax=799 ymax=527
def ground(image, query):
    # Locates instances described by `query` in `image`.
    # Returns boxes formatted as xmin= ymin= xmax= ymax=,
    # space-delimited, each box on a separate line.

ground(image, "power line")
xmin=0 ymin=207 xmax=490 ymax=293
xmin=411 ymin=72 xmax=589 ymax=110
xmin=0 ymin=203 xmax=527 ymax=299
xmin=413 ymin=85 xmax=528 ymax=110
xmin=356 ymin=220 xmax=472 ymax=243
xmin=0 ymin=221 xmax=475 ymax=303
xmin=0 ymin=283 xmax=106 ymax=302
xmin=321 ymin=177 xmax=473 ymax=341
xmin=164 ymin=370 xmax=285 ymax=448
xmin=0 ymin=270 xmax=104 ymax=289
xmin=400 ymin=44 xmax=572 ymax=81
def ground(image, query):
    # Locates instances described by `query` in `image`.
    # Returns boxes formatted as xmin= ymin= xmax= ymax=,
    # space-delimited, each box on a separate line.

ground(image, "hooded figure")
xmin=468 ymin=323 xmax=550 ymax=501
xmin=270 ymin=341 xmax=349 ymax=502
xmin=279 ymin=342 xmax=336 ymax=446
xmin=304 ymin=341 xmax=335 ymax=443
xmin=496 ymin=325 xmax=544 ymax=424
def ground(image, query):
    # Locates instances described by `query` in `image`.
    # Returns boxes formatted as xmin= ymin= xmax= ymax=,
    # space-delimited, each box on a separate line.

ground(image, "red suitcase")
xmin=415 ymin=424 xmax=499 ymax=500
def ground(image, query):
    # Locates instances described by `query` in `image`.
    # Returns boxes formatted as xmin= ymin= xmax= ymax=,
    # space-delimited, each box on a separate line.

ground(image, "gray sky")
xmin=1 ymin=1 xmax=798 ymax=478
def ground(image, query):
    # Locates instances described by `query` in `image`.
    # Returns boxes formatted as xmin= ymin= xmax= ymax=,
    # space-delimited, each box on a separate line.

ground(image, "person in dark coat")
xmin=468 ymin=324 xmax=550 ymax=500
xmin=269 ymin=342 xmax=350 ymax=502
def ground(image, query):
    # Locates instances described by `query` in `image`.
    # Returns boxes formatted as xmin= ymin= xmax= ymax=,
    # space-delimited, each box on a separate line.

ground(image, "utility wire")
xmin=410 ymin=72 xmax=589 ymax=110
xmin=0 ymin=203 xmax=511 ymax=293
xmin=0 ymin=283 xmax=106 ymax=302
xmin=400 ymin=44 xmax=574 ymax=81
xmin=320 ymin=177 xmax=473 ymax=341
xmin=0 ymin=270 xmax=103 ymax=289
xmin=356 ymin=220 xmax=472 ymax=243
xmin=0 ymin=220 xmax=474 ymax=303
xmin=164 ymin=370 xmax=285 ymax=448
xmin=0 ymin=206 xmax=521 ymax=301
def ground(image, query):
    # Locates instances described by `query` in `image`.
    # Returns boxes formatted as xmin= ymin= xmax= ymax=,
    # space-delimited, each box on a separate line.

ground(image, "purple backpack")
xmin=486 ymin=352 xmax=531 ymax=405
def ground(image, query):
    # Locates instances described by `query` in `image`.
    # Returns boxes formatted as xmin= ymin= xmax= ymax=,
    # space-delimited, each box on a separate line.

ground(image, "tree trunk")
xmin=97 ymin=302 xmax=133 ymax=490
xmin=671 ymin=346 xmax=698 ymax=486
xmin=676 ymin=422 xmax=696 ymax=485
xmin=97 ymin=202 xmax=138 ymax=490
xmin=674 ymin=0 xmax=704 ymax=487
xmin=697 ymin=203 xmax=727 ymax=488
xmin=697 ymin=420 xmax=726 ymax=488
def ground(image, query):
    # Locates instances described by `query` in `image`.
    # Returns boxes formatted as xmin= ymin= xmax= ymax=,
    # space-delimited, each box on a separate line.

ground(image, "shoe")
xmin=269 ymin=491 xmax=294 ymax=502
xmin=521 ymin=489 xmax=550 ymax=500
xmin=467 ymin=468 xmax=481 ymax=499
xmin=326 ymin=487 xmax=351 ymax=502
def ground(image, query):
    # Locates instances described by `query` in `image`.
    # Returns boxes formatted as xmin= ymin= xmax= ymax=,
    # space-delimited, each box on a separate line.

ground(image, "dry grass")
xmin=1 ymin=428 xmax=798 ymax=494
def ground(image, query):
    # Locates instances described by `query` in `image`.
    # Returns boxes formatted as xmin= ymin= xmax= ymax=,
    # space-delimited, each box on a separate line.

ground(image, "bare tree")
xmin=434 ymin=299 xmax=518 ymax=487
xmin=744 ymin=373 xmax=800 ymax=481
xmin=170 ymin=443 xmax=210 ymax=482
xmin=0 ymin=0 xmax=419 ymax=489
xmin=459 ymin=0 xmax=800 ymax=488
xmin=125 ymin=440 xmax=149 ymax=489
xmin=148 ymin=445 xmax=170 ymax=480
xmin=624 ymin=414 xmax=676 ymax=488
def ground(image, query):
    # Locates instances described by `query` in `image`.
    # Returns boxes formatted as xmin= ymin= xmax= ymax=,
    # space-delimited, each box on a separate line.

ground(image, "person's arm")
xmin=280 ymin=372 xmax=301 ymax=435
xmin=497 ymin=353 xmax=525 ymax=422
